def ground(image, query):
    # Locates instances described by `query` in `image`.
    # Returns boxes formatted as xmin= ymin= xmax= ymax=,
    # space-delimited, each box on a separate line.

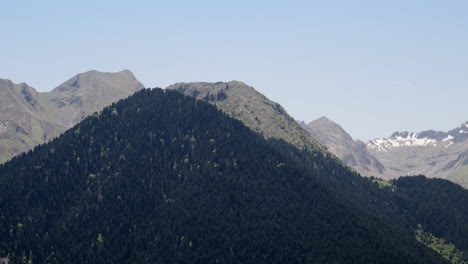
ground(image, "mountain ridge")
xmin=367 ymin=121 xmax=468 ymax=152
xmin=167 ymin=83 xmax=468 ymax=261
xmin=0 ymin=70 xmax=144 ymax=163
xmin=168 ymin=81 xmax=326 ymax=153
xmin=366 ymin=121 xmax=468 ymax=186
xmin=48 ymin=69 xmax=144 ymax=128
xmin=0 ymin=88 xmax=448 ymax=263
xmin=304 ymin=116 xmax=468 ymax=187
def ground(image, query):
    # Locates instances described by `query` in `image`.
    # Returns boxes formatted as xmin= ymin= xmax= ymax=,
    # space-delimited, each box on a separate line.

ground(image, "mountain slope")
xmin=48 ymin=69 xmax=144 ymax=128
xmin=168 ymin=84 xmax=468 ymax=261
xmin=0 ymin=79 xmax=63 ymax=163
xmin=0 ymin=89 xmax=446 ymax=264
xmin=393 ymin=176 xmax=468 ymax=257
xmin=0 ymin=70 xmax=143 ymax=163
xmin=367 ymin=122 xmax=468 ymax=187
xmin=167 ymin=81 xmax=324 ymax=152
xmin=304 ymin=116 xmax=386 ymax=178
xmin=303 ymin=116 xmax=468 ymax=187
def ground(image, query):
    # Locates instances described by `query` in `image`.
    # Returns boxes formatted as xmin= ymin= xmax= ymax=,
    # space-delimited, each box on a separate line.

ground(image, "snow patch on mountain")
xmin=443 ymin=135 xmax=454 ymax=141
xmin=367 ymin=132 xmax=438 ymax=152
xmin=367 ymin=121 xmax=468 ymax=152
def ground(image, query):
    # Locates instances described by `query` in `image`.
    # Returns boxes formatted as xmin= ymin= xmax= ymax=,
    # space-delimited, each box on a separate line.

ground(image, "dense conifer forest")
xmin=276 ymin=138 xmax=468 ymax=262
xmin=0 ymin=89 xmax=448 ymax=263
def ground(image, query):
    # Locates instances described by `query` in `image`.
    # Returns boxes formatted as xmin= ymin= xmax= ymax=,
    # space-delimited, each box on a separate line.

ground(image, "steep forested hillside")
xmin=168 ymin=81 xmax=468 ymax=262
xmin=280 ymin=144 xmax=468 ymax=262
xmin=393 ymin=176 xmax=468 ymax=257
xmin=0 ymin=89 xmax=445 ymax=263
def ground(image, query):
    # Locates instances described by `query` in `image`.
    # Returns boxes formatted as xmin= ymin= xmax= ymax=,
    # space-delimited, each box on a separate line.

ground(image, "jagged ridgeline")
xmin=0 ymin=89 xmax=445 ymax=263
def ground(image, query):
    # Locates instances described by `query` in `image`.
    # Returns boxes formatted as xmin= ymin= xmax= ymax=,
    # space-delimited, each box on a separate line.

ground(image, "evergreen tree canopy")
xmin=0 ymin=89 xmax=447 ymax=263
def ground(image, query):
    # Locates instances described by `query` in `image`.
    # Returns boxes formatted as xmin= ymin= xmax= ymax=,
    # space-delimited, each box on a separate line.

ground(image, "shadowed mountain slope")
xmin=168 ymin=81 xmax=324 ymax=152
xmin=168 ymin=83 xmax=468 ymax=262
xmin=0 ymin=89 xmax=446 ymax=264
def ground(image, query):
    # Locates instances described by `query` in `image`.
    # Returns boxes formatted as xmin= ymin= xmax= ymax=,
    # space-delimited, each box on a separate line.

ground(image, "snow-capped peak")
xmin=367 ymin=121 xmax=468 ymax=152
xmin=366 ymin=132 xmax=438 ymax=152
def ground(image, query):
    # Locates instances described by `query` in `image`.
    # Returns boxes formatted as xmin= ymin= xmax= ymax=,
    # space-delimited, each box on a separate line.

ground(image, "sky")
xmin=2 ymin=0 xmax=468 ymax=140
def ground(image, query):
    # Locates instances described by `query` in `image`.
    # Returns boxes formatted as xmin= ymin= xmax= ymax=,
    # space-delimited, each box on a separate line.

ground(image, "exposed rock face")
xmin=0 ymin=79 xmax=61 ymax=162
xmin=367 ymin=122 xmax=468 ymax=187
xmin=303 ymin=116 xmax=468 ymax=187
xmin=0 ymin=70 xmax=144 ymax=162
xmin=168 ymin=81 xmax=325 ymax=152
xmin=304 ymin=117 xmax=386 ymax=178
xmin=49 ymin=69 xmax=144 ymax=128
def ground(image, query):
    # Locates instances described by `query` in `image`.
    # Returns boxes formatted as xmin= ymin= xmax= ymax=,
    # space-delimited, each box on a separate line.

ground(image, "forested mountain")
xmin=0 ymin=70 xmax=143 ymax=163
xmin=0 ymin=89 xmax=446 ymax=263
xmin=167 ymin=82 xmax=468 ymax=262
xmin=274 ymin=129 xmax=468 ymax=263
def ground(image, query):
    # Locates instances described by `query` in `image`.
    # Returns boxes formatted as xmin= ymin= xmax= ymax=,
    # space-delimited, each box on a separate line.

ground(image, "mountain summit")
xmin=49 ymin=69 xmax=144 ymax=128
xmin=304 ymin=116 xmax=386 ymax=177
xmin=0 ymin=70 xmax=143 ymax=162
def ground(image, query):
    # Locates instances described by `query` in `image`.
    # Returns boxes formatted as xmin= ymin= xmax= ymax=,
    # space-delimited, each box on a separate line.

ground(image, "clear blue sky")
xmin=2 ymin=0 xmax=467 ymax=140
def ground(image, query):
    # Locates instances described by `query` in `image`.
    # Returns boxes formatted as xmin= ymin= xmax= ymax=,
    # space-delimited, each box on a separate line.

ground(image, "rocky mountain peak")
xmin=314 ymin=116 xmax=331 ymax=122
xmin=305 ymin=116 xmax=386 ymax=177
xmin=0 ymin=69 xmax=145 ymax=162
xmin=49 ymin=69 xmax=144 ymax=128
xmin=51 ymin=69 xmax=143 ymax=94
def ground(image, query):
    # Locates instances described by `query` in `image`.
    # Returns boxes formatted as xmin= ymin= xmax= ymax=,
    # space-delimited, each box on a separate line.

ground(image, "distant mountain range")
xmin=1 ymin=88 xmax=462 ymax=263
xmin=1 ymin=71 xmax=468 ymax=262
xmin=1 ymin=70 xmax=466 ymax=188
xmin=304 ymin=117 xmax=468 ymax=188
xmin=0 ymin=70 xmax=143 ymax=162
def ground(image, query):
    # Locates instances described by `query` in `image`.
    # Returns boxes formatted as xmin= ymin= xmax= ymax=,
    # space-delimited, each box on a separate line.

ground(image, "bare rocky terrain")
xmin=303 ymin=117 xmax=386 ymax=178
xmin=304 ymin=116 xmax=468 ymax=188
xmin=0 ymin=70 xmax=143 ymax=162
xmin=2 ymin=71 xmax=466 ymax=188
xmin=367 ymin=123 xmax=468 ymax=187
